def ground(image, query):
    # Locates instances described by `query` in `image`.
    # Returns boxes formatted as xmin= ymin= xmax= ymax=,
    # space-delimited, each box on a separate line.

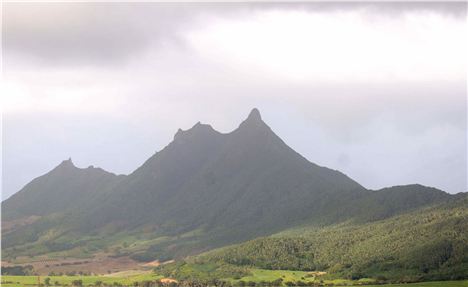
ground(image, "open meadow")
xmin=1 ymin=272 xmax=161 ymax=287
xmin=2 ymin=274 xmax=468 ymax=287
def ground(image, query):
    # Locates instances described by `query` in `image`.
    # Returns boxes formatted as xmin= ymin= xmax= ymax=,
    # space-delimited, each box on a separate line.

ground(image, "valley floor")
xmin=1 ymin=254 xmax=147 ymax=275
xmin=2 ymin=273 xmax=468 ymax=287
xmin=366 ymin=282 xmax=468 ymax=287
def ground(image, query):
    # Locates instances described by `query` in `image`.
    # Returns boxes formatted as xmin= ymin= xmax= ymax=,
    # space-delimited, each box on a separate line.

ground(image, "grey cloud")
xmin=4 ymin=2 xmax=465 ymax=66
xmin=278 ymin=2 xmax=467 ymax=17
xmin=3 ymin=3 xmax=194 ymax=65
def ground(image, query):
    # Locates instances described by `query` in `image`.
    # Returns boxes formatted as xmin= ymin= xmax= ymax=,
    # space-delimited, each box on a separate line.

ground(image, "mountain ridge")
xmin=1 ymin=108 xmax=454 ymax=264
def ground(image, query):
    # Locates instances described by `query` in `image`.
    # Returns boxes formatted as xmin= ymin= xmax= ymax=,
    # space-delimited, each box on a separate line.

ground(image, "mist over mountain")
xmin=1 ymin=109 xmax=455 ymax=262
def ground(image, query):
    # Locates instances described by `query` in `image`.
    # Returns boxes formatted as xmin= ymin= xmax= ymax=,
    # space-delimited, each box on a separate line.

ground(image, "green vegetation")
xmin=365 ymin=282 xmax=468 ymax=287
xmin=172 ymin=197 xmax=468 ymax=282
xmin=156 ymin=262 xmax=251 ymax=281
xmin=3 ymin=274 xmax=467 ymax=287
xmin=1 ymin=265 xmax=34 ymax=275
xmin=155 ymin=261 xmax=468 ymax=286
xmin=227 ymin=268 xmax=373 ymax=286
xmin=155 ymin=264 xmax=468 ymax=286
xmin=1 ymin=273 xmax=161 ymax=287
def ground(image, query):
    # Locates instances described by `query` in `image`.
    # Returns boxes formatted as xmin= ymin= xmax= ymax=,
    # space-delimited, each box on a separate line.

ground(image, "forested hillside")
xmin=180 ymin=195 xmax=468 ymax=281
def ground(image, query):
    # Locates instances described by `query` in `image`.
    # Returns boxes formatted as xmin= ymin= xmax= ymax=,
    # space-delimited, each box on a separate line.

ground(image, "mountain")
xmin=76 ymin=108 xmax=366 ymax=236
xmin=1 ymin=109 xmax=454 ymax=263
xmin=2 ymin=159 xmax=124 ymax=221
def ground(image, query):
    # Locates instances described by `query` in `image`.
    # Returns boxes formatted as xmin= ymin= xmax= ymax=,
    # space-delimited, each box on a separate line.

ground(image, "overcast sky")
xmin=2 ymin=2 xmax=467 ymax=199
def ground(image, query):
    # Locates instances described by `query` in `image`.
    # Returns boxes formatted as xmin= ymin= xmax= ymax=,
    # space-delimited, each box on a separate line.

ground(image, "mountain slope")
xmin=1 ymin=109 xmax=454 ymax=262
xmin=175 ymin=194 xmax=468 ymax=281
xmin=81 ymin=109 xmax=365 ymax=235
xmin=2 ymin=159 xmax=123 ymax=221
xmin=346 ymin=184 xmax=452 ymax=222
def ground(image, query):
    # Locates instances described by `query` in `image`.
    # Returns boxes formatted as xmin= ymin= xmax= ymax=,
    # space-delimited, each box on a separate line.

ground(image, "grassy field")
xmin=2 ymin=271 xmax=468 ymax=287
xmin=232 ymin=269 xmax=468 ymax=286
xmin=1 ymin=272 xmax=162 ymax=287
xmin=234 ymin=269 xmax=468 ymax=286
xmin=235 ymin=269 xmax=468 ymax=286
xmin=228 ymin=268 xmax=392 ymax=286
xmin=156 ymin=262 xmax=468 ymax=286
xmin=365 ymin=282 xmax=468 ymax=287
xmin=228 ymin=268 xmax=360 ymax=285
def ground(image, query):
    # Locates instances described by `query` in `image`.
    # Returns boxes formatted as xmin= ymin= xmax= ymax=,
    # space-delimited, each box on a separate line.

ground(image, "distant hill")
xmin=1 ymin=109 xmax=455 ymax=263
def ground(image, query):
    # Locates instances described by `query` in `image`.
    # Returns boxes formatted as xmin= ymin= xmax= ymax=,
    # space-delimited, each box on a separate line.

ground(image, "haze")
xmin=1 ymin=2 xmax=467 ymax=199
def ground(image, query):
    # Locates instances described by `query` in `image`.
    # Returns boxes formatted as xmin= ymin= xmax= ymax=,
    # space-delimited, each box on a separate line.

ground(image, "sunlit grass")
xmin=1 ymin=273 xmax=162 ymax=287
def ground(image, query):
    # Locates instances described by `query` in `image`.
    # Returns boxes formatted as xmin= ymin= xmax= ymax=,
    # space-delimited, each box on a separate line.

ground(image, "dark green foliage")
xmin=350 ymin=185 xmax=452 ymax=222
xmin=1 ymin=265 xmax=34 ymax=275
xmin=156 ymin=261 xmax=251 ymax=282
xmin=194 ymin=197 xmax=468 ymax=281
xmin=195 ymin=238 xmax=316 ymax=271
xmin=130 ymin=242 xmax=176 ymax=262
xmin=406 ymin=239 xmax=454 ymax=272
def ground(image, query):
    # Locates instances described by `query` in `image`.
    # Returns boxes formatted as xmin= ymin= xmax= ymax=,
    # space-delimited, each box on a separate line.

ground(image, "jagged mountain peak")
xmin=172 ymin=109 xmax=270 ymax=144
xmin=55 ymin=157 xmax=76 ymax=170
xmin=247 ymin=108 xmax=262 ymax=121
xmin=240 ymin=108 xmax=271 ymax=131
xmin=172 ymin=108 xmax=269 ymax=143
xmin=239 ymin=108 xmax=265 ymax=129
xmin=173 ymin=121 xmax=219 ymax=141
